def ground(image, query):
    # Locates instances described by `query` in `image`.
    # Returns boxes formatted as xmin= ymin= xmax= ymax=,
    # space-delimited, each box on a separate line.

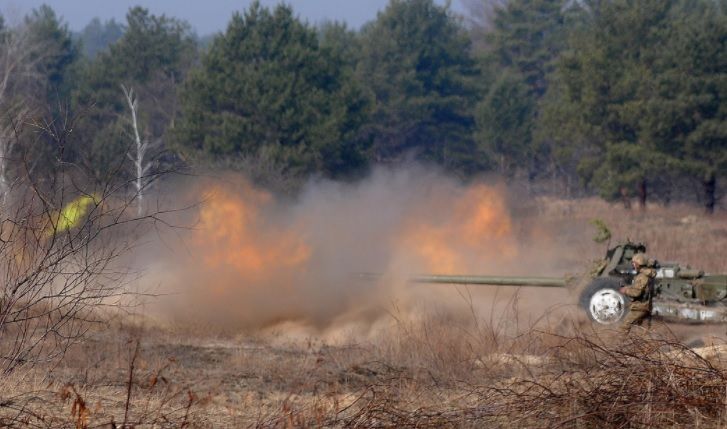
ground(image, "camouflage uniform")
xmin=620 ymin=261 xmax=656 ymax=333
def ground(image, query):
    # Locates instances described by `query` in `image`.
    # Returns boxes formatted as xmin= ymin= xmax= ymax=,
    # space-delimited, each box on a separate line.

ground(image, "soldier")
xmin=619 ymin=253 xmax=657 ymax=333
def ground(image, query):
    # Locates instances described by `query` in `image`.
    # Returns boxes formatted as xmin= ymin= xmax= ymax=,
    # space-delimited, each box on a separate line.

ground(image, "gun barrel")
xmin=409 ymin=275 xmax=566 ymax=288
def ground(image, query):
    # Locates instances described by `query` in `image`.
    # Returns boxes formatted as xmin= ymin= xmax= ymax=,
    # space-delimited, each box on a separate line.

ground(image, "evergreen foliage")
xmin=0 ymin=6 xmax=80 ymax=183
xmin=176 ymin=2 xmax=370 ymax=178
xmin=643 ymin=0 xmax=727 ymax=211
xmin=25 ymin=5 xmax=80 ymax=103
xmin=542 ymin=0 xmax=675 ymax=202
xmin=357 ymin=0 xmax=483 ymax=173
xmin=72 ymin=7 xmax=197 ymax=181
xmin=476 ymin=0 xmax=571 ymax=177
xmin=77 ymin=17 xmax=124 ymax=59
xmin=541 ymin=0 xmax=727 ymax=208
xmin=1 ymin=1 xmax=726 ymax=209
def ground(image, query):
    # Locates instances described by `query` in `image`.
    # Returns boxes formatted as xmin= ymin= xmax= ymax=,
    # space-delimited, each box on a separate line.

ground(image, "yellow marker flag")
xmin=52 ymin=195 xmax=99 ymax=234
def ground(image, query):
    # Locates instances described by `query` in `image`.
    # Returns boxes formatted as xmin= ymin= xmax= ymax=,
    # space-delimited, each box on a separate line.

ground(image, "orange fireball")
xmin=194 ymin=184 xmax=310 ymax=284
xmin=401 ymin=184 xmax=516 ymax=273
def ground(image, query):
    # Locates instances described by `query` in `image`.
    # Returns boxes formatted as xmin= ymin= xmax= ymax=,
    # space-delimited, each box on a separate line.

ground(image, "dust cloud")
xmin=142 ymin=165 xmax=577 ymax=334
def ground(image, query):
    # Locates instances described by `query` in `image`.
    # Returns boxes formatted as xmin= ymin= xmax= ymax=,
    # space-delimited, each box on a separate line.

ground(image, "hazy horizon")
xmin=0 ymin=0 xmax=468 ymax=35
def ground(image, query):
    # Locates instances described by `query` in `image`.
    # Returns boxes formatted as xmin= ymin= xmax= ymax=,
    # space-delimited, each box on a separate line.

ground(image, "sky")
xmin=0 ymin=0 xmax=468 ymax=35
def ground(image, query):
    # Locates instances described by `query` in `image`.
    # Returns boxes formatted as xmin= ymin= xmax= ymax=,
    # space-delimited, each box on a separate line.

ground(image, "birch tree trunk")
xmin=122 ymin=85 xmax=158 ymax=217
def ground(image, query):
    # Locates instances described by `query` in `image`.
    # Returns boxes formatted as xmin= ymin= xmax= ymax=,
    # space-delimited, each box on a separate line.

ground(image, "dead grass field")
xmin=2 ymin=197 xmax=727 ymax=428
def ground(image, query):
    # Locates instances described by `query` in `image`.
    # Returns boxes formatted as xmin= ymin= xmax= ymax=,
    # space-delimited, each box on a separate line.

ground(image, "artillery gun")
xmin=406 ymin=242 xmax=727 ymax=325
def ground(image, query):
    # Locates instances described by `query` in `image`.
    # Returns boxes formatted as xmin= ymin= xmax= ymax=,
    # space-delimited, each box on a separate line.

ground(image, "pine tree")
xmin=476 ymin=0 xmax=571 ymax=178
xmin=641 ymin=1 xmax=727 ymax=212
xmin=176 ymin=2 xmax=371 ymax=179
xmin=72 ymin=7 xmax=196 ymax=182
xmin=357 ymin=0 xmax=482 ymax=173
xmin=77 ymin=17 xmax=124 ymax=59
xmin=0 ymin=6 xmax=80 ymax=192
xmin=25 ymin=5 xmax=79 ymax=103
xmin=540 ymin=0 xmax=678 ymax=204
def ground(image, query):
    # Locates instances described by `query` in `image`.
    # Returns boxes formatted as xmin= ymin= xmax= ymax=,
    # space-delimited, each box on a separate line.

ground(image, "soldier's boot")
xmin=620 ymin=310 xmax=648 ymax=335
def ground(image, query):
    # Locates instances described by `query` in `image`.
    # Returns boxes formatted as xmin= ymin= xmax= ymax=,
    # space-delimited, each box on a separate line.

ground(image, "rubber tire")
xmin=578 ymin=277 xmax=630 ymax=325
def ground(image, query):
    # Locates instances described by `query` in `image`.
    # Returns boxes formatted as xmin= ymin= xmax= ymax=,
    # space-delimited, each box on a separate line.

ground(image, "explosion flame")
xmin=400 ymin=184 xmax=516 ymax=273
xmin=177 ymin=173 xmax=523 ymax=328
xmin=194 ymin=184 xmax=310 ymax=287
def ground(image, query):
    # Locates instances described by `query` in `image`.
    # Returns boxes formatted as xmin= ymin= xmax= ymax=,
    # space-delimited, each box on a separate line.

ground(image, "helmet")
xmin=632 ymin=253 xmax=648 ymax=267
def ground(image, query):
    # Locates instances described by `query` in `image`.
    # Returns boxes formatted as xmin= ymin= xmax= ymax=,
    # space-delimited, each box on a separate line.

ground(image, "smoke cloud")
xmin=144 ymin=165 xmax=573 ymax=333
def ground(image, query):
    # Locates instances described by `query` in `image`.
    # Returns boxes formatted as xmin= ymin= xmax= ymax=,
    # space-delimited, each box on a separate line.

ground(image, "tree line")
xmin=1 ymin=0 xmax=725 ymax=210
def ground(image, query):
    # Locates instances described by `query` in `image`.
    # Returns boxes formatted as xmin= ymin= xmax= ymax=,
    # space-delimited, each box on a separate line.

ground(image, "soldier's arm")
xmin=621 ymin=274 xmax=648 ymax=298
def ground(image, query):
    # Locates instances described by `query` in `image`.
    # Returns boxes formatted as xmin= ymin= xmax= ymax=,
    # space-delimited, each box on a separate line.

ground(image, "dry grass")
xmin=535 ymin=196 xmax=727 ymax=273
xmin=5 ymin=315 xmax=725 ymax=427
xmin=1 ymin=316 xmax=726 ymax=427
xmin=332 ymin=331 xmax=727 ymax=428
xmin=1 ymin=197 xmax=726 ymax=428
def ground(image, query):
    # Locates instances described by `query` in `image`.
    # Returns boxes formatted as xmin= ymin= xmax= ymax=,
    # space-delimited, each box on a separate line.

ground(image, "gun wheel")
xmin=589 ymin=289 xmax=626 ymax=324
xmin=579 ymin=277 xmax=629 ymax=325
